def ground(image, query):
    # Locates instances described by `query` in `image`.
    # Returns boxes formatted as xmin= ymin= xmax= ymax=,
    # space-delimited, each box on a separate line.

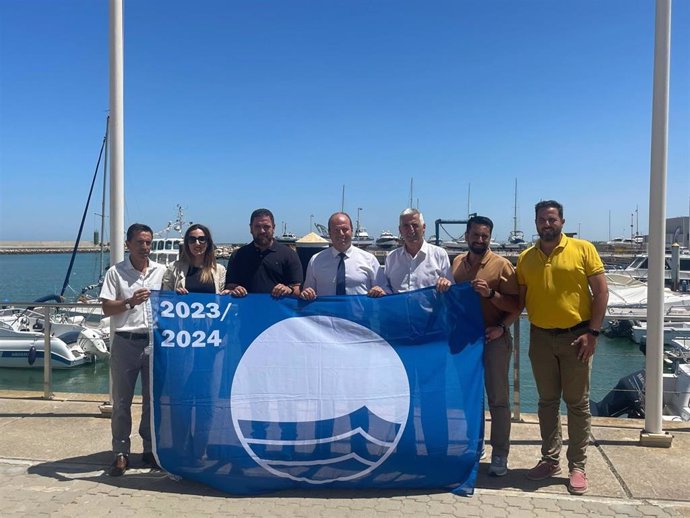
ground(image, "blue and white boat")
xmin=0 ymin=309 xmax=106 ymax=368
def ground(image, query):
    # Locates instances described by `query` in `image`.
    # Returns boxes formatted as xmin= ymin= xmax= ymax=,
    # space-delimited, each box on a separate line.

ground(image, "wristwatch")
xmin=497 ymin=322 xmax=506 ymax=332
xmin=487 ymin=288 xmax=496 ymax=299
xmin=587 ymin=328 xmax=600 ymax=337
xmin=124 ymin=299 xmax=134 ymax=310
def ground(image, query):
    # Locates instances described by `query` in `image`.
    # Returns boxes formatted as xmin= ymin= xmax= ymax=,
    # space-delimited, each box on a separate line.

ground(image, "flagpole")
xmin=101 ymin=0 xmax=125 ymax=416
xmin=640 ymin=0 xmax=673 ymax=447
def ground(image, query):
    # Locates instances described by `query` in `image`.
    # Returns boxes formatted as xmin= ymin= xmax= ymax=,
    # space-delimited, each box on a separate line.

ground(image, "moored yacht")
xmin=375 ymin=230 xmax=399 ymax=249
xmin=149 ymin=205 xmax=187 ymax=266
xmin=622 ymin=253 xmax=690 ymax=283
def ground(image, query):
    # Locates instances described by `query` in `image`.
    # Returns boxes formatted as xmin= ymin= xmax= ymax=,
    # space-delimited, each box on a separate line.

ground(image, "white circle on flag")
xmin=230 ymin=315 xmax=410 ymax=483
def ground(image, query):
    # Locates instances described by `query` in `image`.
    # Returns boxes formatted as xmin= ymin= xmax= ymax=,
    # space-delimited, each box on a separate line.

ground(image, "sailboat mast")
xmin=99 ymin=115 xmax=109 ymax=278
xmin=409 ymin=178 xmax=413 ymax=208
xmin=513 ymin=178 xmax=518 ymax=234
xmin=608 ymin=210 xmax=612 ymax=242
xmin=341 ymin=185 xmax=345 ymax=212
xmin=467 ymin=183 xmax=471 ymax=217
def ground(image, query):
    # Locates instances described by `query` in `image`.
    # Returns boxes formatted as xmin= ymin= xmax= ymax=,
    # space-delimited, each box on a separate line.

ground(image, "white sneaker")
xmin=479 ymin=447 xmax=487 ymax=460
xmin=488 ymin=455 xmax=508 ymax=477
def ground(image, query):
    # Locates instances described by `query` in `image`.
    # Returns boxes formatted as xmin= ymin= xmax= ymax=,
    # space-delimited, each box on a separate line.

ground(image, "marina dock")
xmin=1 ymin=390 xmax=689 ymax=517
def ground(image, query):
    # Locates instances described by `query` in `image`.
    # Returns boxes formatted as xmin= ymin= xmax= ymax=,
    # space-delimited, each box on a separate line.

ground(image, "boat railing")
xmin=1 ymin=300 xmax=104 ymax=400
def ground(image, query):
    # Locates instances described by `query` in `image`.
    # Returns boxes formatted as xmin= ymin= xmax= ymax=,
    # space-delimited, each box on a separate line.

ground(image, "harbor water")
xmin=0 ymin=253 xmax=646 ymax=413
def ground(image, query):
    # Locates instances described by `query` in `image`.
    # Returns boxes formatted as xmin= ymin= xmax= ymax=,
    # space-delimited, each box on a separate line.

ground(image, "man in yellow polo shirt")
xmin=517 ymin=200 xmax=608 ymax=496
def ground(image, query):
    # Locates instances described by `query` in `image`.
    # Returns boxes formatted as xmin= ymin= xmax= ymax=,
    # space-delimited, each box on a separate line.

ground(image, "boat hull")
xmin=0 ymin=326 xmax=94 ymax=369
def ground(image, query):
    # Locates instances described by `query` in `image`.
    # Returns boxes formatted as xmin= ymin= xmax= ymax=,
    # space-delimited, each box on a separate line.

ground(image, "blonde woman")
xmin=162 ymin=224 xmax=226 ymax=294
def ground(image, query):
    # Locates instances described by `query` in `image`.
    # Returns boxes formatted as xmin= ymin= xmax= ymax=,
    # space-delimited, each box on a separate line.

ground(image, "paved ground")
xmin=1 ymin=391 xmax=689 ymax=517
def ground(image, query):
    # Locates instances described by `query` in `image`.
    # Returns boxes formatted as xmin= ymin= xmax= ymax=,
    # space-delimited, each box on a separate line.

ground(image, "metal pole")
xmin=42 ymin=306 xmax=54 ymax=400
xmin=671 ymin=243 xmax=680 ymax=291
xmin=102 ymin=0 xmax=125 ymax=416
xmin=641 ymin=0 xmax=673 ymax=447
xmin=512 ymin=318 xmax=521 ymax=421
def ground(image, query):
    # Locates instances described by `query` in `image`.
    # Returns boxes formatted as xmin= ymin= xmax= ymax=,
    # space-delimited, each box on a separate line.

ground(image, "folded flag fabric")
xmin=150 ymin=283 xmax=485 ymax=495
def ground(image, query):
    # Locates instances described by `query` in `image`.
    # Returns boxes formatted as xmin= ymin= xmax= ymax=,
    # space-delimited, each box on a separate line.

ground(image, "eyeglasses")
xmin=186 ymin=236 xmax=207 ymax=244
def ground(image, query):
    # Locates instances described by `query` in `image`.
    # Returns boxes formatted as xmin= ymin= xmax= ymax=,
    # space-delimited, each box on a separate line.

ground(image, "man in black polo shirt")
xmin=224 ymin=208 xmax=303 ymax=297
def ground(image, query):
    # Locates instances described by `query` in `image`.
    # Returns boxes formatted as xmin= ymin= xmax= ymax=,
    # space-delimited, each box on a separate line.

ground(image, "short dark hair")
xmin=328 ymin=212 xmax=353 ymax=231
xmin=126 ymin=223 xmax=153 ymax=241
xmin=250 ymin=208 xmax=275 ymax=226
xmin=535 ymin=200 xmax=563 ymax=218
xmin=466 ymin=215 xmax=494 ymax=234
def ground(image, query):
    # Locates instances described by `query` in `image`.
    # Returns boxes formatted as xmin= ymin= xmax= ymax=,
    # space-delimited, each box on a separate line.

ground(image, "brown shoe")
xmin=108 ymin=453 xmax=129 ymax=477
xmin=526 ymin=460 xmax=561 ymax=480
xmin=568 ymin=468 xmax=588 ymax=495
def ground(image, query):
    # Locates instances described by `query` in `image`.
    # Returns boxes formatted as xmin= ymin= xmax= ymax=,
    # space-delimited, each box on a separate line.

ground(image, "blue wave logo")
xmin=231 ymin=316 xmax=410 ymax=483
xmin=238 ymin=406 xmax=402 ymax=482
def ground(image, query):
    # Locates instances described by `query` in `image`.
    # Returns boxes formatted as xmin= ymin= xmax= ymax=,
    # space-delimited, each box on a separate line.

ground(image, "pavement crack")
xmin=591 ymin=432 xmax=634 ymax=499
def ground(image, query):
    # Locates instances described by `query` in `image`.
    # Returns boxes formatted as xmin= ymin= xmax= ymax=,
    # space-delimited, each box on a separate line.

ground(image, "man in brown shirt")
xmin=447 ymin=215 xmax=519 ymax=477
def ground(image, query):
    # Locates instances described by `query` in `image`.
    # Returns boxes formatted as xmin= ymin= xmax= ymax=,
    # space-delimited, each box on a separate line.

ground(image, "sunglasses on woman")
xmin=186 ymin=236 xmax=207 ymax=244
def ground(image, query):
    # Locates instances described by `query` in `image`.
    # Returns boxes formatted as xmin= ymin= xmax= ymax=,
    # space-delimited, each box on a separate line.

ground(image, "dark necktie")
xmin=336 ymin=252 xmax=346 ymax=295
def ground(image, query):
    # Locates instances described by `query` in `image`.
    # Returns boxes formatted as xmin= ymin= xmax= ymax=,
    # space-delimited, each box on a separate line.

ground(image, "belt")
xmin=533 ymin=320 xmax=589 ymax=335
xmin=115 ymin=331 xmax=149 ymax=341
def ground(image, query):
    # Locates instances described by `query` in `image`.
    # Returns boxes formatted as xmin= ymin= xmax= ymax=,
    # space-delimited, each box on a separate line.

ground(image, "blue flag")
xmin=150 ymin=283 xmax=485 ymax=495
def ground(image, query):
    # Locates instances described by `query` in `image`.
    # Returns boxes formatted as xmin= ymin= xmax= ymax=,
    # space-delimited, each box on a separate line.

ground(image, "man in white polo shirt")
xmin=99 ymin=223 xmax=166 ymax=476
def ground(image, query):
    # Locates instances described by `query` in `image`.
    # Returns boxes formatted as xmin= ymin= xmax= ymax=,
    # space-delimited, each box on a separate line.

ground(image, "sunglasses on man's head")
xmin=186 ymin=236 xmax=207 ymax=244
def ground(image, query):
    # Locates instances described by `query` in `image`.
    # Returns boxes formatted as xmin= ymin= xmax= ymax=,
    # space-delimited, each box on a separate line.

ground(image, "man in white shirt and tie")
xmin=301 ymin=212 xmax=386 ymax=299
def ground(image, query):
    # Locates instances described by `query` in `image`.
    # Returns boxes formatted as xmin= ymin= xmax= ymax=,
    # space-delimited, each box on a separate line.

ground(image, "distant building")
xmin=667 ymin=216 xmax=689 ymax=249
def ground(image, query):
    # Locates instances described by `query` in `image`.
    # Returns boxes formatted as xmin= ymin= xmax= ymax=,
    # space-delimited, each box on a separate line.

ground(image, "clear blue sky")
xmin=1 ymin=0 xmax=688 ymax=244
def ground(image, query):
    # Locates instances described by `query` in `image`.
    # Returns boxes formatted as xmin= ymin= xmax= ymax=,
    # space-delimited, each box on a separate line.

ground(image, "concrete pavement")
xmin=1 ymin=390 xmax=689 ymax=517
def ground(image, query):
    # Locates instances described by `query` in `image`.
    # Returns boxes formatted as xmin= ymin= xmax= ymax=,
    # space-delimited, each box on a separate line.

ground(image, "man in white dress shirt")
xmin=383 ymin=208 xmax=454 ymax=456
xmin=384 ymin=208 xmax=454 ymax=293
xmin=301 ymin=212 xmax=386 ymax=299
xmin=99 ymin=223 xmax=166 ymax=476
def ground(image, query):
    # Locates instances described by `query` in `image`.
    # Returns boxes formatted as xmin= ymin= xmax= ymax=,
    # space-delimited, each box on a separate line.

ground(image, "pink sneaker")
xmin=568 ymin=468 xmax=588 ymax=495
xmin=526 ymin=460 xmax=561 ymax=480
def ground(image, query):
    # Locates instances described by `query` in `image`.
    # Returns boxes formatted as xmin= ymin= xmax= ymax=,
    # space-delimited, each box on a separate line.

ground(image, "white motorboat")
xmin=276 ymin=223 xmax=298 ymax=244
xmin=605 ymin=237 xmax=645 ymax=252
xmin=0 ymin=323 xmax=92 ymax=368
xmin=439 ymin=237 xmax=468 ymax=252
xmin=352 ymin=228 xmax=374 ymax=248
xmin=352 ymin=208 xmax=374 ymax=248
xmin=375 ymin=231 xmax=399 ymax=249
xmin=663 ymin=360 xmax=690 ymax=421
xmin=621 ymin=252 xmax=690 ymax=283
xmin=605 ymin=273 xmax=690 ymax=318
xmin=631 ymin=321 xmax=690 ymax=346
xmin=0 ymin=308 xmax=109 ymax=365
xmin=602 ymin=273 xmax=690 ymax=340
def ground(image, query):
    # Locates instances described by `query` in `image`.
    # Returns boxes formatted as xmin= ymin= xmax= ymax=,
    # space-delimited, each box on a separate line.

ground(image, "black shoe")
xmin=142 ymin=451 xmax=161 ymax=470
xmin=108 ymin=453 xmax=129 ymax=477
